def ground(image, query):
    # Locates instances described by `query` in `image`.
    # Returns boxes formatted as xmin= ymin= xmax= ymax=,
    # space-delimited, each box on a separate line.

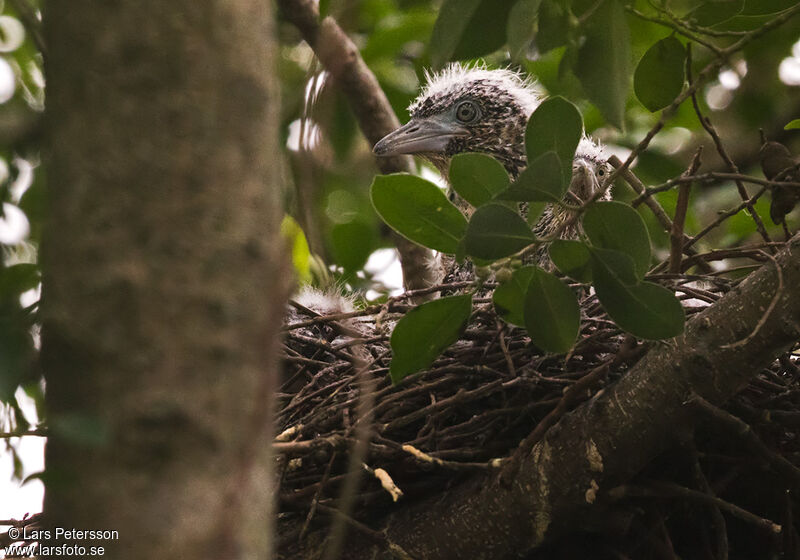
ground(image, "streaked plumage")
xmin=374 ymin=63 xmax=611 ymax=280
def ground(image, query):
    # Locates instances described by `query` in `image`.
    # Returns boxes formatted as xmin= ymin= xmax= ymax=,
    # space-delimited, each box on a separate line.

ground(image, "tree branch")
xmin=291 ymin=234 xmax=800 ymax=558
xmin=277 ymin=0 xmax=435 ymax=291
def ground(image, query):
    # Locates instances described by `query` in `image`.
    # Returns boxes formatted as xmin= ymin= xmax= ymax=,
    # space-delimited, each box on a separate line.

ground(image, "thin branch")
xmin=323 ymin=330 xmax=376 ymax=559
xmin=626 ymin=6 xmax=721 ymax=54
xmin=606 ymin=2 xmax=800 ymax=190
xmin=687 ymin=439 xmax=728 ymax=560
xmin=670 ymin=148 xmax=702 ymax=272
xmin=315 ymin=504 xmax=415 ymax=560
xmin=299 ymin=451 xmax=336 ymax=542
xmin=687 ymin=43 xmax=775 ymax=252
xmin=0 ymin=429 xmax=46 ymax=439
xmin=633 ymin=173 xmax=800 ymax=203
xmin=277 ymin=0 xmax=434 ymax=291
xmin=721 ymin=252 xmax=783 ymax=349
xmin=689 ymin=393 xmax=800 ymax=489
xmin=608 ymin=155 xmax=712 ymax=273
xmin=685 ymin=187 xmax=769 ymax=252
xmin=608 ymin=481 xmax=782 ymax=534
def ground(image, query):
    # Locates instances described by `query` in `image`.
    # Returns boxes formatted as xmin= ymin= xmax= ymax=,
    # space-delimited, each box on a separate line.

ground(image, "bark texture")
xmin=292 ymin=236 xmax=800 ymax=559
xmin=41 ymin=1 xmax=284 ymax=558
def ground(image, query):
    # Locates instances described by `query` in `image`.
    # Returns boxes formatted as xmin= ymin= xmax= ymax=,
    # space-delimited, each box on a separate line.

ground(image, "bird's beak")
xmin=569 ymin=159 xmax=600 ymax=202
xmin=373 ymin=115 xmax=469 ymax=157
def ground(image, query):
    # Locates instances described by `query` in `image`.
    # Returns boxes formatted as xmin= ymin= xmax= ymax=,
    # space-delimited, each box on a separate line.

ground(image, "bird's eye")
xmin=598 ymin=169 xmax=605 ymax=176
xmin=455 ymin=100 xmax=479 ymax=123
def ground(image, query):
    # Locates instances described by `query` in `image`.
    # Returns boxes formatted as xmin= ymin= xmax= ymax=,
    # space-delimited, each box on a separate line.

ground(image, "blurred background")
xmin=0 ymin=0 xmax=45 ymax=535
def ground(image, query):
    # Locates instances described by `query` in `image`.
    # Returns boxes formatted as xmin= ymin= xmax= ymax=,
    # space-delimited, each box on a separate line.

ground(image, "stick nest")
xmin=277 ymin=271 xmax=800 ymax=556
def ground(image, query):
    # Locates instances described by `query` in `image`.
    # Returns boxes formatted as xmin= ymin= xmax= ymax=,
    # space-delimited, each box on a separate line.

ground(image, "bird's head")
xmin=373 ymin=64 xmax=541 ymax=178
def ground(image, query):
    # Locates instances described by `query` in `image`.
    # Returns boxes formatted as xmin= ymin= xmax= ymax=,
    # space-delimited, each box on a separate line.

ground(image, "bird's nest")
xmin=277 ymin=270 xmax=800 ymax=555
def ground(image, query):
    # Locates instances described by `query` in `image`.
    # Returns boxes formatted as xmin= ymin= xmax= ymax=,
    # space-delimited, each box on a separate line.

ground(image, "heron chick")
xmin=373 ymin=64 xmax=610 ymax=278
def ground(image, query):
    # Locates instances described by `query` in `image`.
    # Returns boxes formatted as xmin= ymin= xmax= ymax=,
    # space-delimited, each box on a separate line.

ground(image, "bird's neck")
xmin=492 ymin=151 xmax=527 ymax=180
xmin=425 ymin=147 xmax=527 ymax=183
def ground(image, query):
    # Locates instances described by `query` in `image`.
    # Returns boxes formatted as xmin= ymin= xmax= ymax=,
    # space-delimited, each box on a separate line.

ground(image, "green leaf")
xmin=464 ymin=204 xmax=536 ymax=260
xmin=319 ymin=0 xmax=331 ymax=17
xmin=558 ymin=45 xmax=579 ymax=80
xmin=785 ymin=119 xmax=800 ymax=131
xmin=525 ymin=97 xmax=583 ymax=186
xmin=526 ymin=201 xmax=547 ymax=227
xmin=742 ymin=0 xmax=797 ymax=15
xmin=583 ymin=201 xmax=651 ymax=280
xmin=330 ymin=221 xmax=375 ymax=271
xmin=0 ymin=324 xmax=31 ymax=402
xmin=575 ymin=0 xmax=631 ymax=129
xmin=0 ymin=264 xmax=40 ymax=300
xmin=280 ymin=216 xmax=311 ymax=284
xmin=450 ymin=153 xmax=510 ymax=207
xmin=589 ymin=246 xmax=639 ymax=285
xmin=508 ymin=0 xmax=542 ymax=61
xmin=493 ymin=265 xmax=536 ymax=326
xmin=18 ymin=170 xmax=46 ymax=243
xmin=590 ymin=248 xmax=685 ymax=340
xmin=430 ymin=0 xmax=517 ymax=68
xmin=634 ymin=36 xmax=686 ymax=112
xmin=549 ymin=239 xmax=592 ymax=282
xmin=535 ymin=0 xmax=571 ymax=54
xmin=371 ymin=174 xmax=468 ymax=254
xmin=524 ymin=267 xmax=580 ymax=353
xmin=361 ymin=11 xmax=437 ymax=62
xmin=689 ymin=0 xmax=744 ymax=26
xmin=390 ymin=295 xmax=473 ymax=382
xmin=497 ymin=151 xmax=563 ymax=202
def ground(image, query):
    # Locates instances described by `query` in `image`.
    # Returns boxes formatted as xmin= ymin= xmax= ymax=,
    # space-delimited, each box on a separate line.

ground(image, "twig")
xmin=322 ymin=329 xmax=376 ymax=560
xmin=316 ymin=504 xmax=415 ymax=560
xmin=684 ymin=187 xmax=769 ymax=252
xmin=687 ymin=438 xmax=728 ymax=560
xmin=274 ymin=434 xmax=347 ymax=455
xmin=379 ymin=378 xmax=511 ymax=432
xmin=608 ymin=482 xmax=782 ymax=534
xmin=626 ymin=6 xmax=721 ymax=54
xmin=299 ymin=451 xmax=337 ymax=542
xmin=497 ymin=323 xmax=517 ymax=377
xmin=783 ymin=490 xmax=795 ymax=559
xmin=670 ymin=148 xmax=702 ymax=272
xmin=275 ymin=424 xmax=303 ymax=442
xmin=0 ymin=513 xmax=41 ymax=548
xmin=284 ymin=282 xmax=483 ymax=332
xmin=500 ymin=358 xmax=614 ymax=483
xmin=0 ymin=429 xmax=46 ymax=438
xmin=401 ymin=443 xmax=495 ymax=471
xmin=721 ymin=252 xmax=783 ymax=349
xmin=608 ymin=155 xmax=712 ymax=273
xmin=687 ymin=43 xmax=775 ymax=252
xmin=689 ymin=393 xmax=800 ymax=489
xmin=606 ymin=2 xmax=800 ymax=191
xmin=277 ymin=0 xmax=434 ymax=291
xmin=363 ymin=463 xmax=403 ymax=502
xmin=634 ymin=173 xmax=800 ymax=202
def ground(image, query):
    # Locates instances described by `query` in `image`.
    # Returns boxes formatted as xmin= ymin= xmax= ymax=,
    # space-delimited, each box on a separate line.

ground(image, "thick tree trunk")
xmin=287 ymin=236 xmax=800 ymax=559
xmin=40 ymin=1 xmax=284 ymax=558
